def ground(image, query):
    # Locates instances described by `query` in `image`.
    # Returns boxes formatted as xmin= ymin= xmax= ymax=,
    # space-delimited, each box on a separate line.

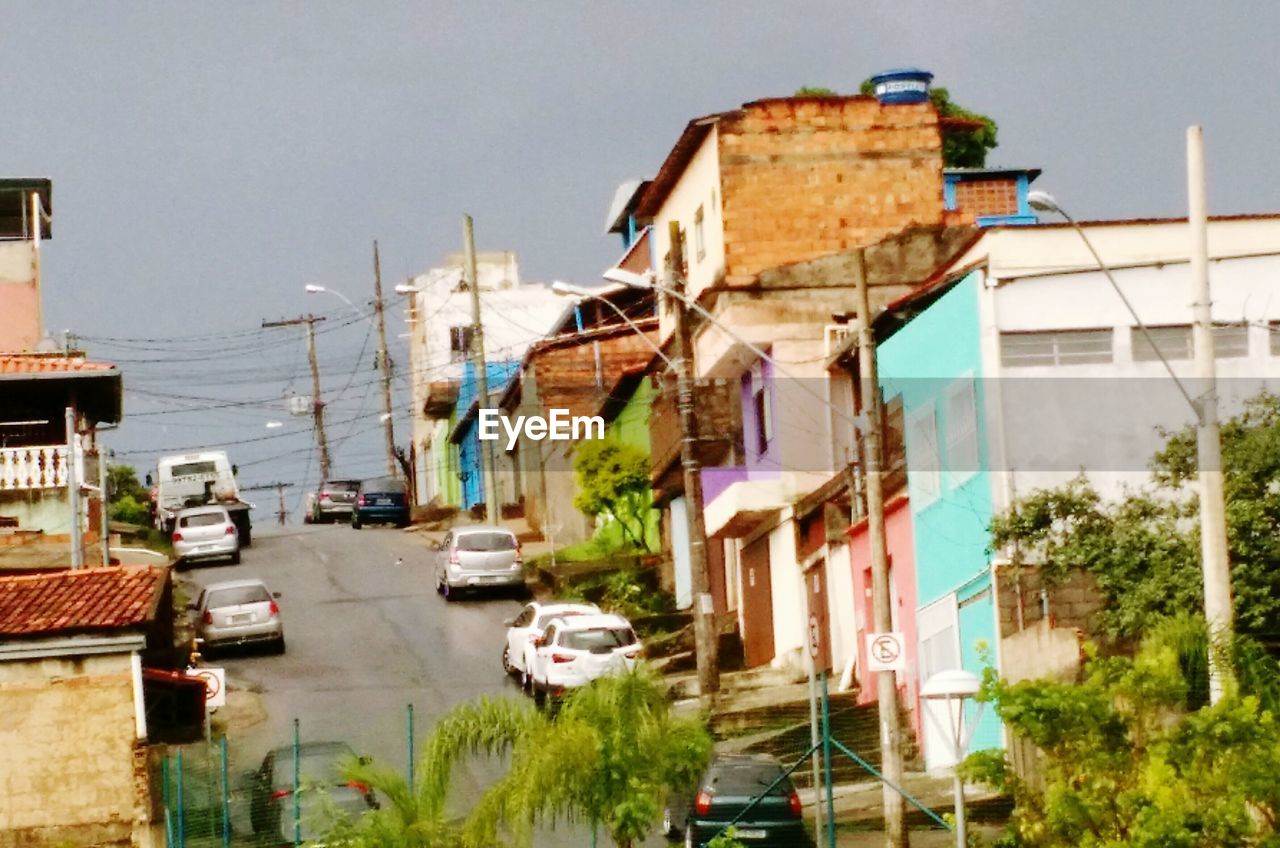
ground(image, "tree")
xmin=966 ymin=616 xmax=1280 ymax=846
xmin=990 ymin=393 xmax=1280 ymax=640
xmin=572 ymin=438 xmax=655 ymax=552
xmin=858 ymin=79 xmax=999 ymax=168
xmin=793 ymin=86 xmax=837 ymax=97
xmin=327 ymin=666 xmax=712 ymax=848
xmin=107 ymin=464 xmax=151 ymax=525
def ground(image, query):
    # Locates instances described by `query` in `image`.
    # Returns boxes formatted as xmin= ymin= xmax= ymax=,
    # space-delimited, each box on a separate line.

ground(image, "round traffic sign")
xmin=190 ymin=669 xmax=221 ymax=702
xmin=808 ymin=615 xmax=821 ymax=659
xmin=870 ymin=634 xmax=901 ymax=664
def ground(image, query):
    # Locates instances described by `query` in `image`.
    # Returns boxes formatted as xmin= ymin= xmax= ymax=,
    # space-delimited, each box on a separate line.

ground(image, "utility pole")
xmin=669 ymin=220 xmax=720 ymax=698
xmin=1188 ymin=125 xmax=1234 ymax=703
xmin=463 ymin=215 xmax=501 ymax=524
xmin=372 ymin=240 xmax=398 ymax=478
xmin=263 ymin=316 xmax=331 ymax=481
xmin=852 ymin=248 xmax=909 ymax=847
xmin=99 ymin=447 xmax=111 ymax=567
xmin=66 ymin=406 xmax=83 ymax=569
xmin=242 ymin=482 xmax=296 ymax=526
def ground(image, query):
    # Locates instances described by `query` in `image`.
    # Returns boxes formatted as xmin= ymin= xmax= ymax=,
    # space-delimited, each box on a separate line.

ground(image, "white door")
xmin=669 ymin=496 xmax=693 ymax=610
xmin=917 ymin=594 xmax=962 ymax=770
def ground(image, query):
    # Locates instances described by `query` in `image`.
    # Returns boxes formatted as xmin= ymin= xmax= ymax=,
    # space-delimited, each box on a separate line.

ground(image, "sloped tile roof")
xmin=0 ymin=566 xmax=167 ymax=637
xmin=0 ymin=354 xmax=118 ymax=375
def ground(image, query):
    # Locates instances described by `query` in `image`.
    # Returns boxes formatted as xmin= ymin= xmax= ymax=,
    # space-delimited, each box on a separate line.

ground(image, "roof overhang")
xmin=0 ymin=632 xmax=145 ymax=661
xmin=0 ymin=178 xmax=52 ymax=239
xmin=0 ymin=366 xmax=124 ymax=424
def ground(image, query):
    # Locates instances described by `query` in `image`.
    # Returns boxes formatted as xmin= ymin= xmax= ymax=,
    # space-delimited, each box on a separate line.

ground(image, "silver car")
xmin=172 ymin=505 xmax=240 ymax=566
xmin=194 ymin=578 xmax=285 ymax=655
xmin=434 ymin=526 xmax=524 ymax=601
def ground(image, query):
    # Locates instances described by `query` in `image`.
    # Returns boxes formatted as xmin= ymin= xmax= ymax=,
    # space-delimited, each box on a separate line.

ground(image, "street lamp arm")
xmin=629 ymin=274 xmax=865 ymax=432
xmin=551 ymin=281 xmax=676 ymax=372
xmin=1053 ymin=207 xmax=1202 ymax=421
xmin=306 ymin=285 xmax=375 ymax=325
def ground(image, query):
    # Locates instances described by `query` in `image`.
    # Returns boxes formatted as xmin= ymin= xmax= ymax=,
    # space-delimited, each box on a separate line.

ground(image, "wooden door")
xmin=740 ymin=536 xmax=775 ymax=667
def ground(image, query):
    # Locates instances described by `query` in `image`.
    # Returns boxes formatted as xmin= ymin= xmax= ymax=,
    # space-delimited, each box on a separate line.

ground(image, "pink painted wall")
xmin=0 ymin=282 xmax=40 ymax=352
xmin=846 ymin=492 xmax=923 ymax=744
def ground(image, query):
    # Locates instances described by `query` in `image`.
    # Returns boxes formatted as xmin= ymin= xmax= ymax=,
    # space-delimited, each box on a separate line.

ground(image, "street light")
xmin=1030 ymin=179 xmax=1233 ymax=702
xmin=921 ymin=669 xmax=984 ymax=848
xmin=550 ymin=280 xmax=675 ymax=371
xmin=305 ymin=283 xmax=367 ymax=320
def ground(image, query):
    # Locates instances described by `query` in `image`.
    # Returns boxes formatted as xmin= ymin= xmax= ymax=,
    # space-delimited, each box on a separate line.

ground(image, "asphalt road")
xmin=179 ymin=520 xmax=616 ymax=845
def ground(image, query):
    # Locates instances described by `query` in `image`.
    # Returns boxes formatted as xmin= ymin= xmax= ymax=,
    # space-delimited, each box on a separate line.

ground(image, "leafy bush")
xmin=110 ymin=493 xmax=150 ymax=526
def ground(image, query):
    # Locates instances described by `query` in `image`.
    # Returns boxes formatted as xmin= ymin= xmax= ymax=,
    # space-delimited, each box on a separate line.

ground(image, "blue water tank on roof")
xmin=870 ymin=68 xmax=934 ymax=105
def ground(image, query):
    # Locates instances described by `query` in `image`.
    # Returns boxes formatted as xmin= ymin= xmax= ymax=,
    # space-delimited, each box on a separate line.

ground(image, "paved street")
xmin=179 ymin=521 xmax=635 ymax=846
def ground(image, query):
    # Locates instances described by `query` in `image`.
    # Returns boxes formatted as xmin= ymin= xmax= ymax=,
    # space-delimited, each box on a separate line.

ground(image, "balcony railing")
xmin=0 ymin=446 xmax=69 ymax=491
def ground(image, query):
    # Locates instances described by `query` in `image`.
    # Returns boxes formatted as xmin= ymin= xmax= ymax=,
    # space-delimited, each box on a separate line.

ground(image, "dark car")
xmin=351 ymin=476 xmax=409 ymax=529
xmin=247 ymin=741 xmax=377 ymax=844
xmin=313 ymin=479 xmax=361 ymax=523
xmin=665 ymin=753 xmax=812 ymax=848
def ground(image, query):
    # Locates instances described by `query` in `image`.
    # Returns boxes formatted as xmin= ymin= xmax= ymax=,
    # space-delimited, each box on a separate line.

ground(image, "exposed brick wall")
xmin=717 ymin=97 xmax=945 ymax=286
xmin=997 ymin=566 xmax=1105 ymax=638
xmin=0 ymin=654 xmax=149 ymax=847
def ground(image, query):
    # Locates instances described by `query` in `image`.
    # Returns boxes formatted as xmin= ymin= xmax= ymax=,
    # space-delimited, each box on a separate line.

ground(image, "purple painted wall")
xmin=740 ymin=357 xmax=780 ymax=470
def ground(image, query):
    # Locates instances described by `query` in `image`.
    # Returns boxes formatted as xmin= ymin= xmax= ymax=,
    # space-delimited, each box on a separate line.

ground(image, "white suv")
xmin=528 ymin=613 xmax=642 ymax=702
xmin=502 ymin=601 xmax=601 ymax=688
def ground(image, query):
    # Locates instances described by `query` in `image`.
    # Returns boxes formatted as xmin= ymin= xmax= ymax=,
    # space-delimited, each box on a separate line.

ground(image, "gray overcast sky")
xmin=4 ymin=2 xmax=1277 ymax=494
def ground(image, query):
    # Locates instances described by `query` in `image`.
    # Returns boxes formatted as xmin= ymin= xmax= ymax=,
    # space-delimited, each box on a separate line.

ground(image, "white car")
xmin=528 ymin=613 xmax=642 ymax=702
xmin=172 ymin=505 xmax=240 ymax=566
xmin=502 ymin=601 xmax=601 ymax=686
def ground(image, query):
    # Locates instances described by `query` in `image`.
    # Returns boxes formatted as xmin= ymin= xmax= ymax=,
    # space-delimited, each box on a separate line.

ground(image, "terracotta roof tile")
xmin=0 ymin=354 xmax=117 ymax=375
xmin=0 ymin=566 xmax=167 ymax=637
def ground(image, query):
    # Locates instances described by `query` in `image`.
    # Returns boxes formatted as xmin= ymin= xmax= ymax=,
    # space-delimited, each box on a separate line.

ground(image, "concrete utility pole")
xmin=669 ymin=220 xmax=720 ymax=698
xmin=372 ymin=240 xmax=398 ymax=478
xmin=1187 ymin=125 xmax=1234 ymax=703
xmin=263 ymin=316 xmax=331 ymax=481
xmin=241 ymin=482 xmax=295 ymax=525
xmin=65 ymin=406 xmax=83 ymax=569
xmin=852 ymin=248 xmax=909 ymax=847
xmin=99 ymin=447 xmax=110 ymax=567
xmin=463 ymin=215 xmax=501 ymax=524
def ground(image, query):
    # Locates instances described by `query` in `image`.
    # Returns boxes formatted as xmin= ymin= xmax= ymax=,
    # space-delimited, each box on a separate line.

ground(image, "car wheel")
xmin=351 ymin=515 xmax=362 ymax=530
xmin=240 ymin=526 xmax=252 ymax=547
xmin=533 ymin=682 xmax=546 ymax=708
xmin=273 ymin=637 xmax=286 ymax=656
xmin=229 ymin=551 xmax=241 ymax=565
xmin=502 ymin=645 xmax=515 ymax=676
xmin=521 ymin=668 xmax=532 ymax=693
xmin=442 ymin=581 xmax=455 ymax=602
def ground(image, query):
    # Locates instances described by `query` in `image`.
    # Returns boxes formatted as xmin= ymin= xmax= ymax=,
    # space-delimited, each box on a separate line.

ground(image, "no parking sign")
xmin=187 ymin=667 xmax=226 ymax=709
xmin=865 ymin=632 xmax=906 ymax=673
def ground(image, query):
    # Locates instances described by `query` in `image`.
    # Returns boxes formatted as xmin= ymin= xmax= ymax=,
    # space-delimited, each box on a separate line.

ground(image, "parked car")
xmin=433 ymin=525 xmax=523 ymax=600
xmin=527 ymin=612 xmax=641 ymax=702
xmin=172 ymin=504 xmax=240 ymax=566
xmin=351 ymin=476 xmax=409 ymax=529
xmin=502 ymin=601 xmax=600 ymax=685
xmin=247 ymin=740 xmax=377 ymax=844
xmin=663 ymin=753 xmax=811 ymax=847
xmin=313 ymin=479 xmax=360 ymax=523
xmin=302 ymin=491 xmax=316 ymax=524
xmin=193 ymin=578 xmax=285 ymax=656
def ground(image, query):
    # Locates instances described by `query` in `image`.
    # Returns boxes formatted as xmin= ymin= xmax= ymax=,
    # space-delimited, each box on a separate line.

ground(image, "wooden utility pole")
xmin=242 ymin=482 xmax=296 ymax=525
xmin=263 ymin=316 xmax=331 ymax=481
xmin=852 ymin=248 xmax=908 ymax=847
xmin=669 ymin=220 xmax=719 ymax=698
xmin=372 ymin=240 xmax=398 ymax=478
xmin=463 ymin=215 xmax=501 ymax=524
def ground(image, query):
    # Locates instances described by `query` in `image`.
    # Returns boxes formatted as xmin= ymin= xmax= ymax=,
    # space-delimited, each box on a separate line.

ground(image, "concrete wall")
xmin=0 ymin=241 xmax=39 ymax=353
xmin=650 ymin=125 xmax=726 ymax=306
xmin=0 ymin=652 xmax=150 ymax=847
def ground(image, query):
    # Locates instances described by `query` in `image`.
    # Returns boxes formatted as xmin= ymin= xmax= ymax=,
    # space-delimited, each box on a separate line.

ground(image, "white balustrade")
xmin=0 ymin=446 xmax=69 ymax=490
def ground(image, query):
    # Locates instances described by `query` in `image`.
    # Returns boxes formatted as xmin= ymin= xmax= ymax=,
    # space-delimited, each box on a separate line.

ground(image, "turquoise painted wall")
xmin=878 ymin=269 xmax=1001 ymax=751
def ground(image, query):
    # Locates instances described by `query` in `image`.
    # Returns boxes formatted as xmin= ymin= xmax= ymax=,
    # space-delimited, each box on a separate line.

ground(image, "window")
xmin=906 ymin=402 xmax=940 ymax=506
xmin=751 ymin=363 xmax=773 ymax=455
xmin=449 ymin=325 xmax=474 ymax=362
xmin=1131 ymin=325 xmax=1191 ymax=361
xmin=694 ymin=205 xmax=705 ymax=261
xmin=180 ymin=511 xmax=228 ymax=528
xmin=456 ymin=531 xmax=517 ymax=551
xmin=1132 ymin=324 xmax=1249 ymax=361
xmin=1000 ymin=329 xmax=1113 ymax=367
xmin=945 ymin=376 xmax=979 ymax=483
xmin=1213 ymin=323 xmax=1249 ymax=358
xmin=207 ymin=585 xmax=271 ymax=608
xmin=561 ymin=627 xmax=637 ymax=651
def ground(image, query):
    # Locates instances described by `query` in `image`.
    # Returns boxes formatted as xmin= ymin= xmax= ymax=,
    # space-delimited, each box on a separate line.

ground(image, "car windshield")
xmin=712 ymin=763 xmax=792 ymax=795
xmin=362 ymin=477 xmax=403 ymax=493
xmin=270 ymin=744 xmax=355 ymax=788
xmin=324 ymin=481 xmax=360 ymax=492
xmin=561 ymin=627 xmax=636 ymax=651
xmin=181 ymin=512 xmax=226 ymax=527
xmin=207 ymin=585 xmax=271 ymax=608
xmin=456 ymin=532 xmax=516 ymax=552
xmin=170 ymin=461 xmax=218 ymax=477
xmin=536 ymin=610 xmax=588 ymax=629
